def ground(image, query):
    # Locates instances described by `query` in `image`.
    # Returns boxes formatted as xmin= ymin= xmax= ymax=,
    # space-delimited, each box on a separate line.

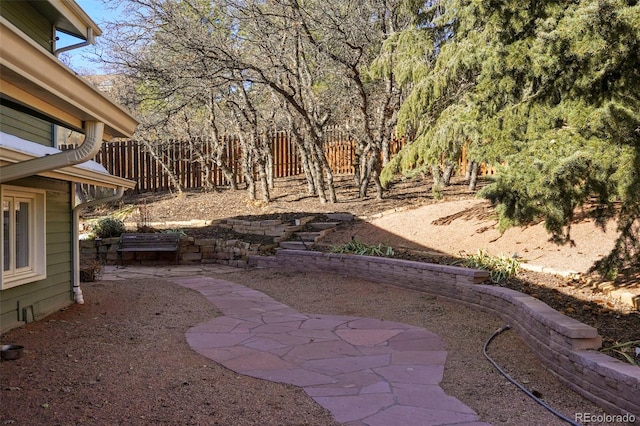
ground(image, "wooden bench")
xmin=117 ymin=233 xmax=181 ymax=265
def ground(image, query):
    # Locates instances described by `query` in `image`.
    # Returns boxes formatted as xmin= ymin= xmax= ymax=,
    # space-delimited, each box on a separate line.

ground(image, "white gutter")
xmin=72 ymin=186 xmax=125 ymax=304
xmin=54 ymin=28 xmax=94 ymax=56
xmin=0 ymin=121 xmax=104 ymax=183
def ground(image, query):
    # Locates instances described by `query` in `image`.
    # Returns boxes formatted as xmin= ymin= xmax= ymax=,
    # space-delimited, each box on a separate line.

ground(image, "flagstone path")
xmin=170 ymin=275 xmax=490 ymax=426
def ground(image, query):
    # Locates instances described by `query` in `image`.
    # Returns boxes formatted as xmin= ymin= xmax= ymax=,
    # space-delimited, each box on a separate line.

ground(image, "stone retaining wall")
xmin=248 ymin=249 xmax=640 ymax=420
xmin=80 ymin=216 xmax=314 ymax=267
xmin=217 ymin=218 xmax=298 ymax=240
xmin=80 ymin=237 xmax=263 ymax=267
xmin=181 ymin=237 xmax=263 ymax=267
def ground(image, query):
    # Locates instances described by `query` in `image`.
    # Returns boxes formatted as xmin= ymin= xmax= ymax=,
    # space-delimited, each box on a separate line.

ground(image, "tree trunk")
xmin=313 ymin=142 xmax=336 ymax=203
xmin=382 ymin=140 xmax=390 ymax=167
xmin=266 ymin=148 xmax=274 ymax=190
xmin=358 ymin=153 xmax=373 ymax=199
xmin=353 ymin=143 xmax=365 ymax=187
xmin=357 ymin=144 xmax=372 ymax=198
xmin=287 ymin=121 xmax=316 ymax=195
xmin=325 ymin=163 xmax=337 ymax=203
xmin=469 ymin=161 xmax=479 ymax=191
xmin=205 ymin=94 xmax=237 ymax=190
xmin=200 ymin=159 xmax=215 ymax=191
xmin=312 ymin=155 xmax=327 ymax=203
xmin=359 ymin=173 xmax=370 ymax=198
xmin=189 ymin=142 xmax=217 ymax=190
xmin=213 ymin=139 xmax=238 ymax=190
xmin=372 ymin=164 xmax=383 ymax=201
xmin=144 ymin=141 xmax=182 ymax=195
xmin=242 ymin=143 xmax=256 ymax=200
xmin=431 ymin=164 xmax=443 ymax=197
xmin=442 ymin=161 xmax=455 ymax=186
xmin=361 ymin=162 xmax=384 ymax=200
xmin=188 ymin=139 xmax=216 ymax=191
xmin=256 ymin=159 xmax=270 ymax=202
xmin=300 ymin=146 xmax=316 ymax=195
xmin=359 ymin=145 xmax=384 ymax=200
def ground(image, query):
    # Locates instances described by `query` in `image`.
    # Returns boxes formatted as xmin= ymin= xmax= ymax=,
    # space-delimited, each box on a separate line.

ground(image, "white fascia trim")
xmin=41 ymin=167 xmax=136 ymax=189
xmin=0 ymin=134 xmax=136 ymax=189
xmin=53 ymin=0 xmax=102 ymax=38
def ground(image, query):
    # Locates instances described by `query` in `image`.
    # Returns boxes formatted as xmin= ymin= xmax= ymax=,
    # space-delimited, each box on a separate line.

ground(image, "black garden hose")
xmin=483 ymin=325 xmax=582 ymax=426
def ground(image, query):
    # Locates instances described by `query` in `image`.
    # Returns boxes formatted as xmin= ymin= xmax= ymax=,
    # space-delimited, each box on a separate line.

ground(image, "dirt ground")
xmin=0 ymin=269 xmax=624 ymax=425
xmin=1 ymin=174 xmax=638 ymax=425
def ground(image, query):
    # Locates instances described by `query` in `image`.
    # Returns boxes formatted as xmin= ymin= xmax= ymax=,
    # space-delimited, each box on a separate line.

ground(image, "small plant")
xmin=164 ymin=229 xmax=187 ymax=238
xmin=601 ymin=340 xmax=640 ymax=367
xmin=135 ymin=201 xmax=152 ymax=229
xmin=460 ymin=249 xmax=520 ymax=283
xmin=431 ymin=186 xmax=444 ymax=200
xmin=92 ymin=216 xmax=126 ymax=238
xmin=108 ymin=204 xmax=138 ymax=221
xmin=80 ymin=259 xmax=103 ymax=282
xmin=331 ymin=239 xmax=395 ymax=257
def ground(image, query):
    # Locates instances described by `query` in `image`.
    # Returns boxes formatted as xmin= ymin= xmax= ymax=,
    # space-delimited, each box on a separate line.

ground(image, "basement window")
xmin=1 ymin=186 xmax=46 ymax=289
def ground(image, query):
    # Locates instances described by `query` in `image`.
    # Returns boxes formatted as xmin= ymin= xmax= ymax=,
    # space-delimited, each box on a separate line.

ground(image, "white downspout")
xmin=54 ymin=28 xmax=94 ymax=56
xmin=72 ymin=186 xmax=125 ymax=304
xmin=0 ymin=121 xmax=104 ymax=183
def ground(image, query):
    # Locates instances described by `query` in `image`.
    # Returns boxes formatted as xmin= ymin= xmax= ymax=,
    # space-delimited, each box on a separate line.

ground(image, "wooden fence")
xmin=62 ymin=131 xmax=408 ymax=193
xmin=457 ymin=145 xmax=499 ymax=177
xmin=66 ymin=132 xmax=495 ymax=193
xmin=323 ymin=128 xmax=406 ymax=175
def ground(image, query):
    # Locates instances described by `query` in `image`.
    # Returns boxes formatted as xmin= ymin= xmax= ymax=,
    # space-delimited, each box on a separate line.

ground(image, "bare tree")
xmin=99 ymin=0 xmax=409 ymax=202
xmin=226 ymin=81 xmax=272 ymax=202
xmin=99 ymin=0 xmax=245 ymax=191
xmin=286 ymin=0 xmax=409 ymax=200
xmin=220 ymin=0 xmax=339 ymax=203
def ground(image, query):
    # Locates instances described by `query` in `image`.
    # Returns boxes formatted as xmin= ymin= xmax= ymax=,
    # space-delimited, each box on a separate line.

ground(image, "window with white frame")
xmin=1 ymin=186 xmax=46 ymax=289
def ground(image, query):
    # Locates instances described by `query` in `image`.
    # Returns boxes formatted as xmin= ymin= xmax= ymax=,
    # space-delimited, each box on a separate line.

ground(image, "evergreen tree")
xmin=383 ymin=0 xmax=640 ymax=273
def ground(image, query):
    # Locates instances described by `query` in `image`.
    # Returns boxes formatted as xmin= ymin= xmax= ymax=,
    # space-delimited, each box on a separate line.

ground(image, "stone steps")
xmin=295 ymin=231 xmax=327 ymax=242
xmin=277 ymin=218 xmax=347 ymax=251
xmin=308 ymin=222 xmax=340 ymax=230
xmin=278 ymin=240 xmax=313 ymax=250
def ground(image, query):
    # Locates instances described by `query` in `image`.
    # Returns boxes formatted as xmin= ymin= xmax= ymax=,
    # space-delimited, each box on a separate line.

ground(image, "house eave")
xmin=29 ymin=0 xmax=102 ymax=40
xmin=0 ymin=16 xmax=138 ymax=139
xmin=52 ymin=0 xmax=102 ymax=39
xmin=0 ymin=149 xmax=136 ymax=190
xmin=42 ymin=167 xmax=137 ymax=190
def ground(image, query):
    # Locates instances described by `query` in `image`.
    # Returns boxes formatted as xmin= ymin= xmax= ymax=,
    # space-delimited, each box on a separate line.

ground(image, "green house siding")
xmin=0 ymin=0 xmax=53 ymax=51
xmin=0 ymin=177 xmax=73 ymax=332
xmin=0 ymin=105 xmax=53 ymax=146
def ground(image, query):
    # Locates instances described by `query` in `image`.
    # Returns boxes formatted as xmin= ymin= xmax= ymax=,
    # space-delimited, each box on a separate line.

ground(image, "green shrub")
xmin=459 ymin=249 xmax=520 ymax=283
xmin=92 ymin=216 xmax=126 ymax=238
xmin=601 ymin=340 xmax=640 ymax=367
xmin=331 ymin=239 xmax=395 ymax=257
xmin=164 ymin=229 xmax=187 ymax=238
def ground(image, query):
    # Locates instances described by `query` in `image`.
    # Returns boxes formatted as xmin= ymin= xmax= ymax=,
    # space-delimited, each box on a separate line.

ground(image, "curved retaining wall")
xmin=248 ymin=249 xmax=640 ymax=420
